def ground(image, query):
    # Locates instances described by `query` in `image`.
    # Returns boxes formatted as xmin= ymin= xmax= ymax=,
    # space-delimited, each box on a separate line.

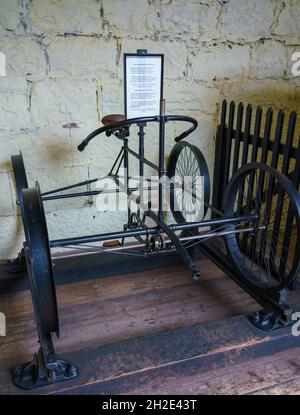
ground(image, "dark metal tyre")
xmin=167 ymin=141 xmax=210 ymax=223
xmin=224 ymin=162 xmax=300 ymax=291
xmin=11 ymin=152 xmax=29 ymax=239
xmin=22 ymin=182 xmax=59 ymax=336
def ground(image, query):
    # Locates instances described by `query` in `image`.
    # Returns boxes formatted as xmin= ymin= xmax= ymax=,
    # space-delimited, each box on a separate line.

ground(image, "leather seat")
xmin=101 ymin=114 xmax=125 ymax=126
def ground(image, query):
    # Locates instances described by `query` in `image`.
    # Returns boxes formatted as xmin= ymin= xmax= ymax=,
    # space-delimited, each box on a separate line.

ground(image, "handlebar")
xmin=78 ymin=115 xmax=198 ymax=152
xmin=167 ymin=115 xmax=198 ymax=142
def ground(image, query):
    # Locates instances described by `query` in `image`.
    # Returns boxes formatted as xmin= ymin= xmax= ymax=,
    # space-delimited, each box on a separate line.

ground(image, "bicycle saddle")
xmin=101 ymin=114 xmax=125 ymax=126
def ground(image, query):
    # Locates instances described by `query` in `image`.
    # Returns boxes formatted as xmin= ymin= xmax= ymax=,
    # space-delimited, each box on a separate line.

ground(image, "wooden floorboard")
xmin=0 ymin=256 xmax=300 ymax=394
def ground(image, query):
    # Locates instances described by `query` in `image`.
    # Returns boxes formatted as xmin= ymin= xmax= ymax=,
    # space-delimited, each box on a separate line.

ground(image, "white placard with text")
xmin=124 ymin=54 xmax=163 ymax=119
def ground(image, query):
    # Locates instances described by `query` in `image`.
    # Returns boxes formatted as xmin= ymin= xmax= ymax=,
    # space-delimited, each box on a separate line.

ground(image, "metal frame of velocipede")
xmin=12 ymin=108 xmax=300 ymax=390
xmin=9 ymin=52 xmax=300 ymax=390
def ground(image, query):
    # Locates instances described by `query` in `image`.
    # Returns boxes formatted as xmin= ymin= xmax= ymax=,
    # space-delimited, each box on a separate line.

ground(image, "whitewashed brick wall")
xmin=0 ymin=0 xmax=300 ymax=259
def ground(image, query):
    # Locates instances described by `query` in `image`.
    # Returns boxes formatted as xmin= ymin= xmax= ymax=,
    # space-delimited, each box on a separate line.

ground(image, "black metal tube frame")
xmin=49 ymin=215 xmax=257 ymax=247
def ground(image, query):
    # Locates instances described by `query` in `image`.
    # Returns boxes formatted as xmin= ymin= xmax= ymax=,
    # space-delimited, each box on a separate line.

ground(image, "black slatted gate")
xmin=212 ymin=99 xmax=300 ymax=288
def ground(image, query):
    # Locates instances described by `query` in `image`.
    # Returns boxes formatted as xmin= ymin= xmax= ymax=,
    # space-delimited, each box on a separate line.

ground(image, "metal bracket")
xmin=13 ymin=346 xmax=79 ymax=390
xmin=137 ymin=49 xmax=148 ymax=55
xmin=249 ymin=306 xmax=294 ymax=331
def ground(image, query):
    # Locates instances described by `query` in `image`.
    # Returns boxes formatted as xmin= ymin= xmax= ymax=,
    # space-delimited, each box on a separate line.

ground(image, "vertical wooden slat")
xmin=239 ymin=104 xmax=252 ymax=251
xmin=241 ymin=104 xmax=252 ymax=165
xmin=260 ymin=108 xmax=273 ymax=164
xmin=246 ymin=106 xmax=262 ymax=256
xmin=222 ymin=101 xmax=235 ymax=193
xmin=257 ymin=108 xmax=273 ymax=206
xmin=232 ymin=102 xmax=244 ymax=174
xmin=251 ymin=106 xmax=262 ymax=162
xmin=212 ymin=100 xmax=227 ymax=216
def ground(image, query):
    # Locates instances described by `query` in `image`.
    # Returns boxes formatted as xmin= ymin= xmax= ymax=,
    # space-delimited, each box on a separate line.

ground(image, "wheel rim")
xmin=22 ymin=182 xmax=59 ymax=336
xmin=224 ymin=162 xmax=300 ymax=290
xmin=11 ymin=152 xmax=29 ymax=240
xmin=167 ymin=141 xmax=210 ymax=223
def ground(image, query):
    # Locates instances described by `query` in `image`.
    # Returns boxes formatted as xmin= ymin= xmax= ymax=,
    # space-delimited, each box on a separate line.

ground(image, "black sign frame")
xmin=124 ymin=50 xmax=164 ymax=119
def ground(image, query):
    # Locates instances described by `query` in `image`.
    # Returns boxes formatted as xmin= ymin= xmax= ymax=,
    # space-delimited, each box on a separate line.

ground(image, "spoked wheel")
xmin=167 ymin=141 xmax=210 ymax=223
xmin=11 ymin=152 xmax=29 ymax=239
xmin=22 ymin=182 xmax=59 ymax=336
xmin=224 ymin=162 xmax=300 ymax=291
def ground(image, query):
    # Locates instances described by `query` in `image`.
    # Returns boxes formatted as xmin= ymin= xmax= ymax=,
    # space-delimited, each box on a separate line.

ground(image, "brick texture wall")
xmin=0 ymin=0 xmax=300 ymax=259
